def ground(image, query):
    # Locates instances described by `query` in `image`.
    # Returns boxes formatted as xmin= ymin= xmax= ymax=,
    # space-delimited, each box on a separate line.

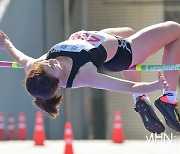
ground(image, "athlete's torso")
xmin=46 ymin=30 xmax=113 ymax=88
xmin=45 ymin=30 xmax=132 ymax=88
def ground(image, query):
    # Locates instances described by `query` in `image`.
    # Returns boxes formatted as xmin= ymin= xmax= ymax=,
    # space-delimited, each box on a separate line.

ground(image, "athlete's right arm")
xmin=0 ymin=30 xmax=36 ymax=73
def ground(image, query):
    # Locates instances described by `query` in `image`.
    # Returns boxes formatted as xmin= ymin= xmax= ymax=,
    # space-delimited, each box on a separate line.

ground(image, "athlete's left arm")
xmin=80 ymin=70 xmax=168 ymax=93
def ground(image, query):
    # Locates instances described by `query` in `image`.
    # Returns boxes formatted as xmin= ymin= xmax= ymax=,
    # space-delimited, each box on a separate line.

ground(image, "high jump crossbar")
xmin=0 ymin=61 xmax=180 ymax=71
xmin=0 ymin=61 xmax=22 ymax=68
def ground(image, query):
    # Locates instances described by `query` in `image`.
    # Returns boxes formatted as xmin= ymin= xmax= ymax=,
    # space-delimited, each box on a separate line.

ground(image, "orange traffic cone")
xmin=64 ymin=122 xmax=73 ymax=154
xmin=33 ymin=112 xmax=45 ymax=145
xmin=7 ymin=114 xmax=16 ymax=140
xmin=0 ymin=113 xmax=6 ymax=140
xmin=17 ymin=112 xmax=27 ymax=140
xmin=112 ymin=110 xmax=124 ymax=143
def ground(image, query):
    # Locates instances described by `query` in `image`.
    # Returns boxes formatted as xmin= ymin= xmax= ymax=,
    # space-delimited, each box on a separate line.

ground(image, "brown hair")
xmin=24 ymin=63 xmax=63 ymax=118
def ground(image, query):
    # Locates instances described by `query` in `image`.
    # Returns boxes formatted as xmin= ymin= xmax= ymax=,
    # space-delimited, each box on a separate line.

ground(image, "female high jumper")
xmin=0 ymin=21 xmax=179 ymax=134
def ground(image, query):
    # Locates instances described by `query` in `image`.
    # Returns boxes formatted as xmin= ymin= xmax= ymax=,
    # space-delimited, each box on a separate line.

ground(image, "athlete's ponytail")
xmin=33 ymin=93 xmax=63 ymax=119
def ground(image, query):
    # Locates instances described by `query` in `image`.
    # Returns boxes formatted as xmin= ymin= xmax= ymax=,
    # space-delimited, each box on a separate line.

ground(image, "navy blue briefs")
xmin=100 ymin=36 xmax=132 ymax=72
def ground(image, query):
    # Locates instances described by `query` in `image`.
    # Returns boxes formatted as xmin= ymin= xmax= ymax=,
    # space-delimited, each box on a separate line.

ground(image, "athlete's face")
xmin=39 ymin=59 xmax=62 ymax=79
xmin=33 ymin=59 xmax=62 ymax=86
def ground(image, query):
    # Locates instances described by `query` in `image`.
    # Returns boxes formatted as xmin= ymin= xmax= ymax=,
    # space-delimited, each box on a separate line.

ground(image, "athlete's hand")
xmin=0 ymin=30 xmax=12 ymax=50
xmin=158 ymin=71 xmax=169 ymax=90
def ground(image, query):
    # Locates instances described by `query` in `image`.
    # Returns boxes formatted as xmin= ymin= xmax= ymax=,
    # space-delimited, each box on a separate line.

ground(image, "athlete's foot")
xmin=155 ymin=95 xmax=180 ymax=132
xmin=134 ymin=95 xmax=165 ymax=134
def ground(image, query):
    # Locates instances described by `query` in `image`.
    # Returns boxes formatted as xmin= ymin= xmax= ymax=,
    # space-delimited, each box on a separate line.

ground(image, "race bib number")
xmin=69 ymin=31 xmax=105 ymax=47
xmin=50 ymin=39 xmax=94 ymax=53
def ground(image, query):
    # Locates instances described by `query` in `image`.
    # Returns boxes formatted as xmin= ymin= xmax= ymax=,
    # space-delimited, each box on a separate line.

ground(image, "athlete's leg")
xmin=122 ymin=71 xmax=142 ymax=100
xmin=155 ymin=30 xmax=180 ymax=132
xmin=128 ymin=21 xmax=180 ymax=68
xmin=127 ymin=21 xmax=180 ymax=92
xmin=162 ymin=38 xmax=180 ymax=90
xmin=101 ymin=27 xmax=164 ymax=133
xmin=127 ymin=21 xmax=180 ymax=132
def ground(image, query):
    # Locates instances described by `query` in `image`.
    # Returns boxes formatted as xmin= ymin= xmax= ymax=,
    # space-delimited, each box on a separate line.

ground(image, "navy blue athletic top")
xmin=46 ymin=44 xmax=107 ymax=88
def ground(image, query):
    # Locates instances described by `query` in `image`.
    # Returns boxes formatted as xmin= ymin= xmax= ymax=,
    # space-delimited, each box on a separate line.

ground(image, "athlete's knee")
xmin=163 ymin=21 xmax=180 ymax=38
xmin=165 ymin=21 xmax=179 ymax=26
xmin=165 ymin=21 xmax=180 ymax=31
